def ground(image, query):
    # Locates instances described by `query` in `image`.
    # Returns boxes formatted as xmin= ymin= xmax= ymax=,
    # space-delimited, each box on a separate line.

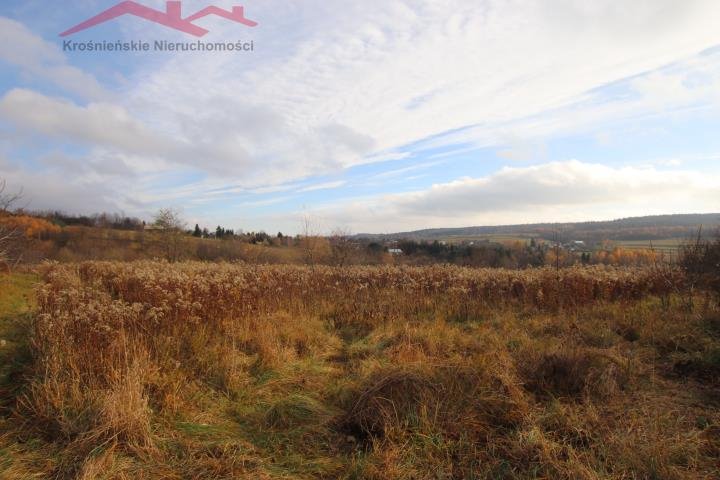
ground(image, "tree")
xmin=0 ymin=222 xmax=13 ymax=269
xmin=193 ymin=224 xmax=202 ymax=237
xmin=680 ymin=228 xmax=720 ymax=306
xmin=153 ymin=208 xmax=187 ymax=262
xmin=329 ymin=228 xmax=354 ymax=267
xmin=299 ymin=215 xmax=330 ymax=267
xmin=0 ymin=179 xmax=23 ymax=270
xmin=153 ymin=208 xmax=186 ymax=231
xmin=0 ymin=179 xmax=22 ymax=212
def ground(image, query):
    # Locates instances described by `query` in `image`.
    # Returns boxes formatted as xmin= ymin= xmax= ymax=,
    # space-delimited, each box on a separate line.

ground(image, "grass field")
xmin=0 ymin=263 xmax=718 ymax=479
xmin=614 ymin=238 xmax=684 ymax=250
xmin=0 ymin=273 xmax=37 ymax=410
xmin=436 ymin=235 xmax=536 ymax=245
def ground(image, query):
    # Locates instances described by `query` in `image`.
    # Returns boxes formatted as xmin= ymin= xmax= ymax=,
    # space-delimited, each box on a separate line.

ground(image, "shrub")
xmin=680 ymin=229 xmax=720 ymax=302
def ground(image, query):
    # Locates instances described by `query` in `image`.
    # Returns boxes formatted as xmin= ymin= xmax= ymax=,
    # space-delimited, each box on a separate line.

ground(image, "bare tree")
xmin=0 ymin=179 xmax=22 ymax=212
xmin=329 ymin=227 xmax=355 ymax=268
xmin=153 ymin=208 xmax=186 ymax=231
xmin=680 ymin=227 xmax=720 ymax=309
xmin=0 ymin=179 xmax=23 ymax=270
xmin=0 ymin=226 xmax=13 ymax=269
xmin=299 ymin=214 xmax=329 ymax=268
xmin=152 ymin=208 xmax=187 ymax=262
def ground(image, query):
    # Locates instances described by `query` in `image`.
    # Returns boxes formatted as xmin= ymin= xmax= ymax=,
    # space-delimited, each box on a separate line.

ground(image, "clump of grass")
xmin=264 ymin=394 xmax=332 ymax=430
xmin=673 ymin=347 xmax=720 ymax=385
xmin=342 ymin=367 xmax=437 ymax=440
xmin=702 ymin=313 xmax=720 ymax=338
xmin=520 ymin=346 xmax=629 ymax=400
xmin=341 ymin=362 xmax=528 ymax=454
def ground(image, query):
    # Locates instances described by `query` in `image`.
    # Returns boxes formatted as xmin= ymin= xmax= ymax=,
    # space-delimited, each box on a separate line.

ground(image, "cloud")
xmin=394 ymin=161 xmax=718 ymax=214
xmin=117 ymin=0 xmax=720 ymax=184
xmin=38 ymin=151 xmax=136 ymax=177
xmin=0 ymin=89 xmax=173 ymax=157
xmin=307 ymin=161 xmax=720 ymax=233
xmin=298 ymin=180 xmax=346 ymax=192
xmin=0 ymin=158 xmax=134 ymax=214
xmin=0 ymin=16 xmax=106 ymax=100
xmin=2 ymin=2 xmax=720 ymax=227
xmin=0 ymin=89 xmax=256 ymax=177
xmin=497 ymin=136 xmax=547 ymax=162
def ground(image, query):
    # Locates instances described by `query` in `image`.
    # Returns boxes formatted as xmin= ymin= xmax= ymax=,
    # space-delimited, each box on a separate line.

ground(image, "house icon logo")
xmin=60 ymin=1 xmax=258 ymax=38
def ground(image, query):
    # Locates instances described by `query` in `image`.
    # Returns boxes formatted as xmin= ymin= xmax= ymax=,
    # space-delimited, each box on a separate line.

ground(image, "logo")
xmin=60 ymin=1 xmax=258 ymax=38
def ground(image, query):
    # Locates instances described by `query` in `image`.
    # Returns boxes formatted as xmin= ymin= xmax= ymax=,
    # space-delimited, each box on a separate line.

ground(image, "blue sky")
xmin=1 ymin=0 xmax=719 ymax=234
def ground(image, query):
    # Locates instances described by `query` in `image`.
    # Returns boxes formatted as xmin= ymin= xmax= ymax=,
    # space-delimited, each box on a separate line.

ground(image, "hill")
xmin=357 ymin=213 xmax=720 ymax=244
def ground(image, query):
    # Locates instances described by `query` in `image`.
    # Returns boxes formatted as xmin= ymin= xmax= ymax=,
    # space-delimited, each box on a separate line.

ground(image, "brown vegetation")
xmin=0 ymin=262 xmax=717 ymax=479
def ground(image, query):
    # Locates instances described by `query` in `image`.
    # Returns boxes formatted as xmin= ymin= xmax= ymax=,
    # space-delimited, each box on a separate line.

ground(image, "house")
xmin=388 ymin=248 xmax=404 ymax=255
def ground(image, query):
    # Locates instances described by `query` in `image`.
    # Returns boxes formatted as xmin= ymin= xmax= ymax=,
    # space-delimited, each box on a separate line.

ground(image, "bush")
xmin=680 ymin=230 xmax=720 ymax=301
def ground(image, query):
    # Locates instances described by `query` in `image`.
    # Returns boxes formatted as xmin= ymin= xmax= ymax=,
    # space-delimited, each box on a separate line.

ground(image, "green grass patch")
xmin=0 ymin=273 xmax=38 ymax=408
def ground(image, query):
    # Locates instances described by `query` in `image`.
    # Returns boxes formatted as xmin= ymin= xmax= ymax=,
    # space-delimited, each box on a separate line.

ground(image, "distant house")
xmin=563 ymin=240 xmax=587 ymax=252
xmin=388 ymin=248 xmax=404 ymax=255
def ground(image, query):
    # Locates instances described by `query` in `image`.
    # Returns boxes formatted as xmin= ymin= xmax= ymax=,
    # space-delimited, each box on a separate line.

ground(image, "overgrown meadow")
xmin=1 ymin=262 xmax=718 ymax=479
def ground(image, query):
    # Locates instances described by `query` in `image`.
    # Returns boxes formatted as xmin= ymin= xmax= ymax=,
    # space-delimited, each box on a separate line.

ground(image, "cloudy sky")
xmin=1 ymin=0 xmax=719 ymax=234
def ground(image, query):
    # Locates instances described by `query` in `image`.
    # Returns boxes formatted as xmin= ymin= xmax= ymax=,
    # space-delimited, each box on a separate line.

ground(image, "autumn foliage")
xmin=0 ymin=214 xmax=61 ymax=239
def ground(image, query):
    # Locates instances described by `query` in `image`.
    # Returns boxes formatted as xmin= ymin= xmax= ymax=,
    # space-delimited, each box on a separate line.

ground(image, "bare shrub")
xmin=299 ymin=215 xmax=330 ymax=267
xmin=0 ymin=179 xmax=23 ymax=269
xmin=680 ymin=228 xmax=720 ymax=306
xmin=329 ymin=228 xmax=355 ymax=267
xmin=152 ymin=208 xmax=187 ymax=262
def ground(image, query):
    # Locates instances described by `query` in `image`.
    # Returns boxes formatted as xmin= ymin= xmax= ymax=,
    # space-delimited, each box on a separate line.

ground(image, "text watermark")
xmin=62 ymin=40 xmax=255 ymax=53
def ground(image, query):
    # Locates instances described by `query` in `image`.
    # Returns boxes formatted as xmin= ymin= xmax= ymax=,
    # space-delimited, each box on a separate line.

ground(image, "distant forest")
xmin=358 ymin=214 xmax=720 ymax=244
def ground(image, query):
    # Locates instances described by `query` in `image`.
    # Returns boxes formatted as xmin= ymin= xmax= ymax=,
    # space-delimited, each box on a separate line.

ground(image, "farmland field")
xmin=614 ymin=238 xmax=685 ymax=250
xmin=1 ymin=262 xmax=719 ymax=479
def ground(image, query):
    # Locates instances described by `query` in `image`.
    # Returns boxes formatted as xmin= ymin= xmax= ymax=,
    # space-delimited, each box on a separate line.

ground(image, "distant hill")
xmin=357 ymin=213 xmax=720 ymax=245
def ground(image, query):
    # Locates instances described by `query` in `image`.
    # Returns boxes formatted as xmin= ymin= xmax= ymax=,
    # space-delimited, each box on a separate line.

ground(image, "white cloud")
xmin=3 ymin=1 xmax=720 ymax=225
xmin=497 ymin=136 xmax=548 ymax=162
xmin=298 ymin=180 xmax=346 ymax=192
xmin=0 ymin=89 xmax=173 ymax=157
xmin=0 ymin=158 xmax=136 ymax=214
xmin=0 ymin=16 xmax=106 ymax=100
xmin=303 ymin=161 xmax=720 ymax=233
xmin=114 ymin=0 xmax=720 ymax=184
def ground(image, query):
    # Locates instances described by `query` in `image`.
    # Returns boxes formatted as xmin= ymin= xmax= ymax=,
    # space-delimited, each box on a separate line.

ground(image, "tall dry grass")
xmin=1 ymin=261 xmax=717 ymax=479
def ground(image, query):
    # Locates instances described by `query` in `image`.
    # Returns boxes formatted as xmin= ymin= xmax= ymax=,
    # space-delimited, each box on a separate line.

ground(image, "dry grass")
xmin=0 ymin=262 xmax=718 ymax=479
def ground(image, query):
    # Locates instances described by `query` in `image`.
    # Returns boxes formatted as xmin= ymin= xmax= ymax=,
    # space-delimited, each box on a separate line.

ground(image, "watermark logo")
xmin=60 ymin=0 xmax=258 ymax=38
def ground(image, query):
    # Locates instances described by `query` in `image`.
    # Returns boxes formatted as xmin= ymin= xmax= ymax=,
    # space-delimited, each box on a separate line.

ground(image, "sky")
xmin=0 ymin=0 xmax=719 ymax=234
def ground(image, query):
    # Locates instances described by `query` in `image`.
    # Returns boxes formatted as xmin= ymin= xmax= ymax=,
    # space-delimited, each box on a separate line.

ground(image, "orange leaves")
xmin=0 ymin=214 xmax=61 ymax=239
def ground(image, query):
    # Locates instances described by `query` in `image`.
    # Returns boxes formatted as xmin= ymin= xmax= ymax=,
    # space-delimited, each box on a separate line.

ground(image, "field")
xmin=0 ymin=262 xmax=719 ymax=479
xmin=431 ymin=235 xmax=536 ymax=245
